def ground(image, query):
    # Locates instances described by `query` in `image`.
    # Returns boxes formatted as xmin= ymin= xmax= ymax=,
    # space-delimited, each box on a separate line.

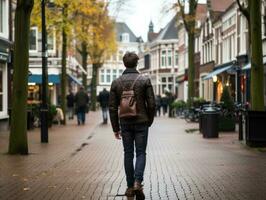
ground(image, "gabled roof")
xmin=208 ymin=0 xmax=234 ymax=12
xmin=115 ymin=22 xmax=139 ymax=43
xmin=155 ymin=15 xmax=178 ymax=41
xmin=196 ymin=4 xmax=207 ymax=22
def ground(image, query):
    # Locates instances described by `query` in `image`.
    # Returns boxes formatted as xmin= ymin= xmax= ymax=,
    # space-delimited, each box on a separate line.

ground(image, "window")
xmin=161 ymin=50 xmax=166 ymax=67
xmin=100 ymin=69 xmax=105 ymax=83
xmin=122 ymin=33 xmax=129 ymax=43
xmin=0 ymin=68 xmax=2 ymax=111
xmin=119 ymin=51 xmax=123 ymax=61
xmin=119 ymin=69 xmax=123 ymax=75
xmin=168 ymin=50 xmax=172 ymax=66
xmin=106 ymin=69 xmax=111 ymax=83
xmin=112 ymin=53 xmax=117 ymax=61
xmin=112 ymin=69 xmax=117 ymax=80
xmin=29 ymin=27 xmax=38 ymax=51
xmin=175 ymin=50 xmax=178 ymax=66
xmin=0 ymin=0 xmax=7 ymax=36
xmin=47 ymin=32 xmax=55 ymax=51
xmin=0 ymin=0 xmax=3 ymax=33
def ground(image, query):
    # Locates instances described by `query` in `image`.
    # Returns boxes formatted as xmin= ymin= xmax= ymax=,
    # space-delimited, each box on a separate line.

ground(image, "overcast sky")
xmin=110 ymin=0 xmax=206 ymax=42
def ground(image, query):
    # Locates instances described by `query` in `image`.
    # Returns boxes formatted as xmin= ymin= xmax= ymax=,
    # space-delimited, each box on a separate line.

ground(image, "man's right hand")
xmin=114 ymin=131 xmax=122 ymax=140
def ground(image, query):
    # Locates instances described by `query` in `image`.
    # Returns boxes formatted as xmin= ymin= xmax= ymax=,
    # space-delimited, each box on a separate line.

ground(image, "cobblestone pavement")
xmin=1 ymin=113 xmax=266 ymax=200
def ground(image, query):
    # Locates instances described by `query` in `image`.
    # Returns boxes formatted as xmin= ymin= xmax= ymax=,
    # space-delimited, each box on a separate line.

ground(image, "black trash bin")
xmin=202 ymin=107 xmax=219 ymax=138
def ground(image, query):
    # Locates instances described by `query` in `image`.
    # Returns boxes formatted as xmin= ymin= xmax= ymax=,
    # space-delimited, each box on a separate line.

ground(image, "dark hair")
xmin=123 ymin=52 xmax=139 ymax=68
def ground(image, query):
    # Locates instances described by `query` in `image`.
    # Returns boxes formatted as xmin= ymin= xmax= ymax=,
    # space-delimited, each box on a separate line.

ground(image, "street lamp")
xmin=212 ymin=75 xmax=218 ymax=103
xmin=41 ymin=0 xmax=49 ymax=143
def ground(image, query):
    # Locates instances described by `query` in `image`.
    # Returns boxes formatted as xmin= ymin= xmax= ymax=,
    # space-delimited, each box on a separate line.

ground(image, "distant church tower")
xmin=149 ymin=21 xmax=154 ymax=33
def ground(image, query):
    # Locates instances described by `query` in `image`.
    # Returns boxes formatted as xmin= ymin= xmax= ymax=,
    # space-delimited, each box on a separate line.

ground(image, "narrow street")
xmin=1 ymin=112 xmax=266 ymax=200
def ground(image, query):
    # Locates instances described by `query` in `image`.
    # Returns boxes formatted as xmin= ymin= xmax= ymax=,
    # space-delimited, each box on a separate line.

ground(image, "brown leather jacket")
xmin=109 ymin=68 xmax=156 ymax=132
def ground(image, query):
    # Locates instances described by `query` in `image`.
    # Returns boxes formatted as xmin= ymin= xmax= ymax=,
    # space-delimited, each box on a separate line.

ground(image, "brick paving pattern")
xmin=1 ymin=113 xmax=266 ymax=200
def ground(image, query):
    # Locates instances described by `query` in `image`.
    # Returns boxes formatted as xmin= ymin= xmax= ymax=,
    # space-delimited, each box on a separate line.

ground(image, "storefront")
xmin=28 ymin=74 xmax=60 ymax=105
xmin=202 ymin=61 xmax=236 ymax=102
xmin=0 ymin=38 xmax=11 ymax=130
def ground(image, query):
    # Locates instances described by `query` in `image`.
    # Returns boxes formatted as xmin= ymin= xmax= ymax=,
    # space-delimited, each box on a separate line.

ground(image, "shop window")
xmin=29 ymin=27 xmax=38 ymax=51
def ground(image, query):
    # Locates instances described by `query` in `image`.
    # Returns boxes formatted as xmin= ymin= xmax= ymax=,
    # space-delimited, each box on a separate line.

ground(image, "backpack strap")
xmin=117 ymin=74 xmax=142 ymax=90
xmin=130 ymin=75 xmax=142 ymax=90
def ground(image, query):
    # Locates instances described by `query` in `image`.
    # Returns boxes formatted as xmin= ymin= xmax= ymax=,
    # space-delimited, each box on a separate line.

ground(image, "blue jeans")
xmin=77 ymin=111 xmax=86 ymax=124
xmin=102 ymin=107 xmax=108 ymax=122
xmin=121 ymin=124 xmax=149 ymax=187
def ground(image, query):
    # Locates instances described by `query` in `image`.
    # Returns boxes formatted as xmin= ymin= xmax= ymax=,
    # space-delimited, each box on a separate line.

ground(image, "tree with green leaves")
xmin=177 ymin=0 xmax=198 ymax=107
xmin=9 ymin=0 xmax=34 ymax=154
xmin=237 ymin=0 xmax=265 ymax=111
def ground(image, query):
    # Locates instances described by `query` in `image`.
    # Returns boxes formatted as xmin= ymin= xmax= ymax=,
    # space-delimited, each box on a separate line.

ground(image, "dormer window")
xmin=121 ymin=33 xmax=129 ymax=43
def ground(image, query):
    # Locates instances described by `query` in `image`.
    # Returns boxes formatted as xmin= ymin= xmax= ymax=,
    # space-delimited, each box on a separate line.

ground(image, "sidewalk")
xmin=1 ymin=114 xmax=266 ymax=200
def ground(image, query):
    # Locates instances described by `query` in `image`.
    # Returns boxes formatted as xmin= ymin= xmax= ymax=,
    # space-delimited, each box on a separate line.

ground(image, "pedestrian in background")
xmin=109 ymin=52 xmax=156 ymax=199
xmin=75 ymin=86 xmax=89 ymax=125
xmin=66 ymin=90 xmax=75 ymax=120
xmin=155 ymin=94 xmax=161 ymax=117
xmin=161 ymin=93 xmax=168 ymax=116
xmin=97 ymin=88 xmax=110 ymax=124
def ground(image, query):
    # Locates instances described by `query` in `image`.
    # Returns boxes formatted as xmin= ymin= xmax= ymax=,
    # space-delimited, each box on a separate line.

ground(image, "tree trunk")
xmin=250 ymin=0 xmax=265 ymax=111
xmin=81 ymin=42 xmax=88 ymax=89
xmin=60 ymin=4 xmax=68 ymax=125
xmin=188 ymin=32 xmax=195 ymax=106
xmin=9 ymin=0 xmax=34 ymax=155
xmin=90 ymin=63 xmax=101 ymax=111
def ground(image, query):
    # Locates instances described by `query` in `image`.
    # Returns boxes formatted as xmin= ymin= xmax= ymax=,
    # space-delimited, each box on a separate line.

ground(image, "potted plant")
xmin=219 ymin=86 xmax=236 ymax=132
xmin=48 ymin=104 xmax=57 ymax=127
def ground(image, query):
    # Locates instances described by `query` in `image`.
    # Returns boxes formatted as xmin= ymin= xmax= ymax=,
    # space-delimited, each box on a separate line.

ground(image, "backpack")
xmin=118 ymin=75 xmax=141 ymax=119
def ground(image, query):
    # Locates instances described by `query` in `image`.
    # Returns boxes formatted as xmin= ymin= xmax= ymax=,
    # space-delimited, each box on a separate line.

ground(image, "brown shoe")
xmin=125 ymin=187 xmax=135 ymax=197
xmin=134 ymin=181 xmax=145 ymax=200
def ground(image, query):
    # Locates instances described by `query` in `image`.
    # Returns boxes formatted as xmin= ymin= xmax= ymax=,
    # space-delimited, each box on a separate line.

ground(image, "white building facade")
xmin=96 ymin=22 xmax=142 ymax=94
xmin=139 ymin=16 xmax=179 ymax=97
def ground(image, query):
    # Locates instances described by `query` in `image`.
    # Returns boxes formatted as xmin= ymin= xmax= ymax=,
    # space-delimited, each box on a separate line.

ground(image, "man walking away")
xmin=155 ymin=95 xmax=161 ymax=117
xmin=66 ymin=90 xmax=75 ymax=120
xmin=75 ymin=86 xmax=89 ymax=125
xmin=161 ymin=93 xmax=168 ymax=116
xmin=109 ymin=52 xmax=156 ymax=199
xmin=97 ymin=88 xmax=110 ymax=124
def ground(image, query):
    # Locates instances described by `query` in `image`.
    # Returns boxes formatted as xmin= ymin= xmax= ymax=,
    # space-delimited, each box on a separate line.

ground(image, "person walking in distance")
xmin=155 ymin=94 xmax=162 ymax=117
xmin=109 ymin=52 xmax=156 ymax=199
xmin=75 ymin=86 xmax=89 ymax=125
xmin=66 ymin=90 xmax=75 ymax=120
xmin=97 ymin=88 xmax=110 ymax=124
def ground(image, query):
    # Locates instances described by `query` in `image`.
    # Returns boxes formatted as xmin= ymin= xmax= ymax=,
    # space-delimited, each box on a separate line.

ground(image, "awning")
xmin=203 ymin=65 xmax=233 ymax=80
xmin=242 ymin=63 xmax=251 ymax=71
xmin=28 ymin=74 xmax=60 ymax=84
xmin=68 ymin=74 xmax=82 ymax=85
